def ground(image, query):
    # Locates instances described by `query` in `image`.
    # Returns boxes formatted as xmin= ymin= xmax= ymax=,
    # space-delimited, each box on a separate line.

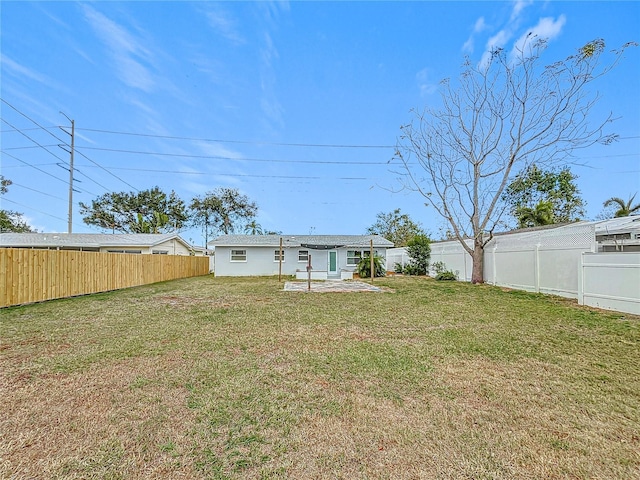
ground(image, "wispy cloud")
xmin=259 ymin=31 xmax=284 ymax=130
xmin=510 ymin=0 xmax=533 ymax=22
xmin=256 ymin=2 xmax=289 ymax=134
xmin=416 ymin=68 xmax=438 ymax=96
xmin=194 ymin=141 xmax=244 ymax=161
xmin=477 ymin=0 xmax=565 ymax=68
xmin=1 ymin=55 xmax=51 ymax=84
xmin=462 ymin=16 xmax=488 ymax=53
xmin=511 ymin=15 xmax=567 ymax=57
xmin=80 ymin=4 xmax=156 ymax=92
xmin=201 ymin=5 xmax=245 ymax=45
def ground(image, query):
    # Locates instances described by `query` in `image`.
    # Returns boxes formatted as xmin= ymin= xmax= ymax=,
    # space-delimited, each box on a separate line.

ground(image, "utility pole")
xmin=60 ymin=112 xmax=75 ymax=234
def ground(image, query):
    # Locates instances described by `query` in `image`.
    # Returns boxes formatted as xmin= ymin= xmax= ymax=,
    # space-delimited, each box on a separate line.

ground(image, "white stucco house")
xmin=0 ymin=233 xmax=206 ymax=256
xmin=209 ymin=234 xmax=394 ymax=278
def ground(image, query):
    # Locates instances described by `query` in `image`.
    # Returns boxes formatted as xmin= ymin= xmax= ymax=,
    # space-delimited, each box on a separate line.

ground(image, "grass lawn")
xmin=1 ymin=275 xmax=639 ymax=479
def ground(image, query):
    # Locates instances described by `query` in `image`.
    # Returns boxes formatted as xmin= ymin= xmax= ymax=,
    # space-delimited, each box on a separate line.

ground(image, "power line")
xmin=1 ymin=197 xmax=69 ymax=223
xmin=0 ymin=151 xmax=96 ymax=195
xmin=1 ymin=118 xmax=68 ymax=164
xmin=10 ymin=182 xmax=67 ymax=201
xmin=1 ymin=99 xmax=138 ymax=193
xmin=74 ymin=145 xmax=640 ymax=163
xmin=0 ymin=126 xmax=58 ymax=133
xmin=1 ymin=145 xmax=58 ymax=150
xmin=78 ymin=164 xmax=371 ymax=181
xmin=75 ymin=127 xmax=396 ymax=149
xmin=1 ymin=150 xmax=100 ymax=196
xmin=72 ymin=148 xmax=140 ymax=191
xmin=74 ymin=145 xmax=387 ymax=165
xmin=1 ymin=99 xmax=70 ymax=146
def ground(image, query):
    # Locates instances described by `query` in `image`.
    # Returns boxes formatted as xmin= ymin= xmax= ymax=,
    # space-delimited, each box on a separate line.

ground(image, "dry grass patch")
xmin=1 ymin=353 xmax=198 ymax=479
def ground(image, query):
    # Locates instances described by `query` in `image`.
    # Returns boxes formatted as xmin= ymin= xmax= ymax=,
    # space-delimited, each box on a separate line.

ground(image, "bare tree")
xmin=394 ymin=38 xmax=635 ymax=283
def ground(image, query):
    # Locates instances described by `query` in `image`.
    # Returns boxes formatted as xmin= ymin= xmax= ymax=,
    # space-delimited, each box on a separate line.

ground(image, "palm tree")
xmin=603 ymin=193 xmax=640 ymax=217
xmin=516 ymin=200 xmax=555 ymax=228
xmin=244 ymin=220 xmax=263 ymax=235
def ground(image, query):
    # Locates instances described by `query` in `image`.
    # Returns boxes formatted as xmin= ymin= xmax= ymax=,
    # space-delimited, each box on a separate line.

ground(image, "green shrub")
xmin=357 ymin=255 xmax=386 ymax=278
xmin=435 ymin=270 xmax=458 ymax=281
xmin=431 ymin=261 xmax=458 ymax=281
xmin=406 ymin=234 xmax=431 ymax=275
xmin=402 ymin=263 xmax=422 ymax=276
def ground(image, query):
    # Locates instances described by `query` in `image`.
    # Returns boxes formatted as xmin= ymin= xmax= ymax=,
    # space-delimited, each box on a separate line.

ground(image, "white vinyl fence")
xmin=390 ymin=222 xmax=640 ymax=315
xmin=386 ymin=248 xmax=411 ymax=272
xmin=484 ymin=223 xmax=596 ymax=298
xmin=579 ymin=252 xmax=640 ymax=315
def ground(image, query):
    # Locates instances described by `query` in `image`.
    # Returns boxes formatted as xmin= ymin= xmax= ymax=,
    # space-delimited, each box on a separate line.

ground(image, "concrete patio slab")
xmin=284 ymin=280 xmax=384 ymax=292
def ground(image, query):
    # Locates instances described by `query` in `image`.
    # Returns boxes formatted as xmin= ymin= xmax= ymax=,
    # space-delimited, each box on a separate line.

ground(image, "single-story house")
xmin=209 ymin=234 xmax=394 ymax=278
xmin=0 ymin=233 xmax=207 ymax=256
xmin=594 ymin=216 xmax=640 ymax=252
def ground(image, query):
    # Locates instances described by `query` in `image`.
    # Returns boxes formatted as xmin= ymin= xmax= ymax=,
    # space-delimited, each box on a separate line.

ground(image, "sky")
xmin=1 ymin=0 xmax=639 ymax=246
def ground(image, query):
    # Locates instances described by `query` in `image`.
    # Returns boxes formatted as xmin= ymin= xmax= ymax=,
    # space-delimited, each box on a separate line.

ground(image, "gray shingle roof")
xmin=209 ymin=234 xmax=394 ymax=248
xmin=0 ymin=233 xmax=193 ymax=248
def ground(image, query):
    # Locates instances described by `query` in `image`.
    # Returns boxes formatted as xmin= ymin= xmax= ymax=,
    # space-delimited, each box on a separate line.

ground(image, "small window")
xmin=347 ymin=250 xmax=363 ymax=265
xmin=274 ymin=250 xmax=285 ymax=262
xmin=231 ymin=249 xmax=247 ymax=262
xmin=298 ymin=250 xmax=309 ymax=262
xmin=152 ymin=249 xmax=169 ymax=255
xmin=107 ymin=249 xmax=124 ymax=254
xmin=347 ymin=249 xmax=375 ymax=265
xmin=124 ymin=250 xmax=142 ymax=254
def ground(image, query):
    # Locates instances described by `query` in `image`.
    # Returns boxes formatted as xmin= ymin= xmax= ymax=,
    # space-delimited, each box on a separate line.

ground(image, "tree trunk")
xmin=471 ymin=240 xmax=484 ymax=284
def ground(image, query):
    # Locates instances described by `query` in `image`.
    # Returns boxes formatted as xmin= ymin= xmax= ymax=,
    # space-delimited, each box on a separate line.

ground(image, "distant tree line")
xmin=78 ymin=186 xmax=260 ymax=245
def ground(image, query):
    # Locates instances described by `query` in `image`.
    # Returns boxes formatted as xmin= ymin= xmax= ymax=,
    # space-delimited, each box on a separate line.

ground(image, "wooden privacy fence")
xmin=0 ymin=248 xmax=210 ymax=308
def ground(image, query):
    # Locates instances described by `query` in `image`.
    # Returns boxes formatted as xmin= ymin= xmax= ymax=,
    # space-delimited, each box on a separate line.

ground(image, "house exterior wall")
xmin=0 ymin=233 xmax=205 ymax=256
xmin=97 ymin=239 xmax=194 ymax=255
xmin=214 ymin=246 xmax=307 ymax=276
xmin=214 ymin=245 xmax=387 ymax=277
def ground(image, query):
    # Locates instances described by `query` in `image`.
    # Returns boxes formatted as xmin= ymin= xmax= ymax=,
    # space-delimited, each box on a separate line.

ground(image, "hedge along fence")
xmin=0 ymin=248 xmax=210 ymax=308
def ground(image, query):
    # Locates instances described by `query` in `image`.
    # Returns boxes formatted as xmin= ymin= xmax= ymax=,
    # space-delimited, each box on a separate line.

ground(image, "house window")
xmin=231 ymin=249 xmax=247 ymax=262
xmin=107 ymin=249 xmax=142 ymax=254
xmin=152 ymin=249 xmax=169 ymax=255
xmin=274 ymin=250 xmax=285 ymax=262
xmin=298 ymin=250 xmax=309 ymax=262
xmin=347 ymin=250 xmax=372 ymax=265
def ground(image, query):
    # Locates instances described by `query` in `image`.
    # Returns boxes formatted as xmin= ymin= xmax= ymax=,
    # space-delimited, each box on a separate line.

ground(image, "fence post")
xmin=577 ymin=252 xmax=585 ymax=305
xmin=492 ymin=242 xmax=498 ymax=286
xmin=534 ymin=244 xmax=540 ymax=293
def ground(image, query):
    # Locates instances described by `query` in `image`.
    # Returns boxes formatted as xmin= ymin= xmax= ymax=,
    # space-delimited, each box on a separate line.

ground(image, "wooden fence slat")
xmin=0 ymin=249 xmax=209 ymax=308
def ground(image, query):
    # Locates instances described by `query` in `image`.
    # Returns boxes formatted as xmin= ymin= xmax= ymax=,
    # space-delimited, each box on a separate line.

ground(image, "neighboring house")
xmin=210 ymin=234 xmax=394 ymax=278
xmin=0 ymin=233 xmax=206 ymax=256
xmin=594 ymin=216 xmax=640 ymax=252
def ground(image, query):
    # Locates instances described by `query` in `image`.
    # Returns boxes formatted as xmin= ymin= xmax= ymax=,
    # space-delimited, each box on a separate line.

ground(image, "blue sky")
xmin=1 ymin=1 xmax=639 ymax=246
